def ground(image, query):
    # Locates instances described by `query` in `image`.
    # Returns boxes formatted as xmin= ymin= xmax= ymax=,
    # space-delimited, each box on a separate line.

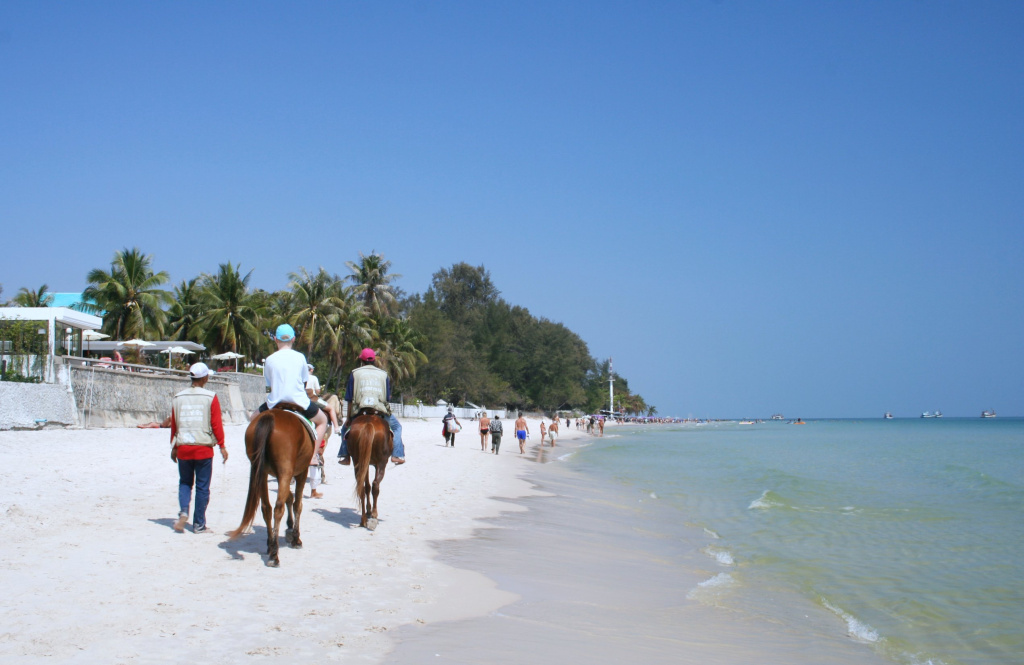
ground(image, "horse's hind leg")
xmin=289 ymin=471 xmax=307 ymax=548
xmin=371 ymin=463 xmax=387 ymax=520
xmin=260 ymin=476 xmax=278 ymax=566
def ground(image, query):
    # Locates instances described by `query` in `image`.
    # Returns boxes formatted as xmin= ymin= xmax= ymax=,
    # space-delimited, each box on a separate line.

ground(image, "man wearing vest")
xmin=337 ymin=348 xmax=405 ymax=466
xmin=171 ymin=362 xmax=228 ymax=533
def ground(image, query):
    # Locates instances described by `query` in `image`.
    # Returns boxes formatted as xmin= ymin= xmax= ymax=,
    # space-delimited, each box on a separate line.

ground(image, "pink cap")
xmin=359 ymin=348 xmax=376 ymax=362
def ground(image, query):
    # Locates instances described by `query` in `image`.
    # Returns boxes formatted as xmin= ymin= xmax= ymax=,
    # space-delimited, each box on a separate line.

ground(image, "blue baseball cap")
xmin=275 ymin=324 xmax=296 ymax=341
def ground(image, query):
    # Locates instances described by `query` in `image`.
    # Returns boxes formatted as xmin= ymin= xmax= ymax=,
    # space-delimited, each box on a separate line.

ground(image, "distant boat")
xmin=884 ymin=412 xmax=893 ymax=419
xmin=921 ymin=411 xmax=943 ymax=418
xmin=771 ymin=414 xmax=784 ymax=420
xmin=981 ymin=410 xmax=996 ymax=418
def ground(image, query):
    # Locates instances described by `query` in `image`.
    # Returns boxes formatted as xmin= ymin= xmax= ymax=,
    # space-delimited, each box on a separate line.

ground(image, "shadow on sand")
xmin=217 ymin=524 xmax=271 ymax=563
xmin=312 ymin=505 xmax=368 ymax=530
xmin=148 ymin=517 xmax=183 ymax=532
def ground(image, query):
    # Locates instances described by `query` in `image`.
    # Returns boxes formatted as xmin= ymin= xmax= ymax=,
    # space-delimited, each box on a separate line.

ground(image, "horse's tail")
xmin=228 ymin=413 xmax=273 ymax=540
xmin=352 ymin=417 xmax=372 ymax=507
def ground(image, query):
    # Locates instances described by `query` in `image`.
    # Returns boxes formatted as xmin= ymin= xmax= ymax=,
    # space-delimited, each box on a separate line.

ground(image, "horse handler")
xmin=171 ymin=362 xmax=228 ymax=533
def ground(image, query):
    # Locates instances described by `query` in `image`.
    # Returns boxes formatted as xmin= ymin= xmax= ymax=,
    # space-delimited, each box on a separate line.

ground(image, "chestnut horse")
xmin=228 ymin=406 xmax=315 ymax=567
xmin=347 ymin=409 xmax=394 ymax=530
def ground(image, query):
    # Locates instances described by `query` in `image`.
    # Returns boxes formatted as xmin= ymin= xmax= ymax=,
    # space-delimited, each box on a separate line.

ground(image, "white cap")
xmin=307 ymin=363 xmax=314 ymax=371
xmin=189 ymin=362 xmax=210 ymax=379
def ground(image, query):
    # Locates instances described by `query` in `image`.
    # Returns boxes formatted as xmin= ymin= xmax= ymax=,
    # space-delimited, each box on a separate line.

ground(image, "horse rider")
xmin=249 ymin=323 xmax=328 ymax=447
xmin=337 ymin=348 xmax=405 ymax=466
xmin=305 ymin=363 xmax=340 ymax=436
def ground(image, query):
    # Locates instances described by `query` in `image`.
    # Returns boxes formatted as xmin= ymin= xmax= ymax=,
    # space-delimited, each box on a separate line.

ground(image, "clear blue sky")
xmin=2 ymin=2 xmax=1021 ymax=418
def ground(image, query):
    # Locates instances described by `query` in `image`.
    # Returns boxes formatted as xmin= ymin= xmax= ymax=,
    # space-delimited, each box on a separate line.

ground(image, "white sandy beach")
xmin=0 ymin=416 xmax=580 ymax=663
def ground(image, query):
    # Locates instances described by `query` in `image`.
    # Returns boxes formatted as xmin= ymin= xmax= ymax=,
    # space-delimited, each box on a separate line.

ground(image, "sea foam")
xmin=821 ymin=599 xmax=880 ymax=643
xmin=687 ymin=573 xmax=737 ymax=600
xmin=701 ymin=546 xmax=735 ymax=566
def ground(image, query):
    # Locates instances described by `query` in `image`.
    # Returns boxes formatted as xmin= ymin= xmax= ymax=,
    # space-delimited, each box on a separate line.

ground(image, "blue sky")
xmin=1 ymin=2 xmax=1021 ymax=417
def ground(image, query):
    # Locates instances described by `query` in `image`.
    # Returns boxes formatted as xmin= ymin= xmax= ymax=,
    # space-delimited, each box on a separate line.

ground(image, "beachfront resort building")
xmin=0 ymin=307 xmax=103 ymax=383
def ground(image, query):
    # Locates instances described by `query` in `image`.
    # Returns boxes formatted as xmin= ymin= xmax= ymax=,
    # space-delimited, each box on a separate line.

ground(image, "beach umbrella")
xmin=160 ymin=346 xmax=194 ymax=369
xmin=82 ymin=330 xmax=108 ymax=355
xmin=120 ymin=338 xmax=153 ymax=348
xmin=211 ymin=350 xmax=245 ymax=371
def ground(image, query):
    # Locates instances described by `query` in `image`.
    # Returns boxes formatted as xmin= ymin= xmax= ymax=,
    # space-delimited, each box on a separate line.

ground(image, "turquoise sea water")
xmin=572 ymin=418 xmax=1024 ymax=665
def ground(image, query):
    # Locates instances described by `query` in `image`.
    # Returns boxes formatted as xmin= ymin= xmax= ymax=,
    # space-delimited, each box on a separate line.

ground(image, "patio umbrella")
xmin=210 ymin=351 xmax=245 ymax=372
xmin=82 ymin=330 xmax=108 ymax=355
xmin=119 ymin=339 xmax=154 ymax=364
xmin=160 ymin=346 xmax=194 ymax=369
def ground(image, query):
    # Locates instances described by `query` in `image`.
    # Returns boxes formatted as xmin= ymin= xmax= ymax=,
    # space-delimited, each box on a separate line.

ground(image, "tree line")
xmin=2 ymin=249 xmax=656 ymax=415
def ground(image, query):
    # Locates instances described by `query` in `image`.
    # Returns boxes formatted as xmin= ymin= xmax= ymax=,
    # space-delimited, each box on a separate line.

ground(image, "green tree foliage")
xmin=404 ymin=263 xmax=646 ymax=413
xmin=83 ymin=247 xmax=172 ymax=340
xmin=167 ymin=278 xmax=202 ymax=341
xmin=346 ymin=251 xmax=401 ymax=320
xmin=195 ymin=263 xmax=266 ymax=357
xmin=13 ymin=284 xmax=54 ymax=307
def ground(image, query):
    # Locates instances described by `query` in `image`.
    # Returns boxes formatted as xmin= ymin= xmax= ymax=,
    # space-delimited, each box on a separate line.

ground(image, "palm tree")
xmin=288 ymin=267 xmax=345 ymax=356
xmin=13 ymin=284 xmax=54 ymax=307
xmin=82 ymin=248 xmax=172 ymax=339
xmin=375 ymin=317 xmax=428 ymax=387
xmin=330 ymin=288 xmax=372 ymax=380
xmin=196 ymin=262 xmax=266 ymax=356
xmin=167 ymin=278 xmax=202 ymax=341
xmin=346 ymin=251 xmax=401 ymax=320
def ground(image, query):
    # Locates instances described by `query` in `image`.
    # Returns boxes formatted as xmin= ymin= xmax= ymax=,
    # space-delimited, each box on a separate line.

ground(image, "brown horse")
xmin=228 ymin=406 xmax=315 ymax=567
xmin=347 ymin=409 xmax=394 ymax=530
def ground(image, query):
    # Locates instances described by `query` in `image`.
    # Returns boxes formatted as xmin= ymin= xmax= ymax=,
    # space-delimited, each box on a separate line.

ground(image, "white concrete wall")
xmin=0 ymin=382 xmax=78 ymax=430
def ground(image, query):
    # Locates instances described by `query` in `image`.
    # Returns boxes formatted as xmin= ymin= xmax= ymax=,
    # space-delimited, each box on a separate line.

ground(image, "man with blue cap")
xmin=249 ymin=323 xmax=328 ymax=447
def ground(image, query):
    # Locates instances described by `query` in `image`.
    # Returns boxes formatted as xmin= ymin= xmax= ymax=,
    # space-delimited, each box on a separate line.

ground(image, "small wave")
xmin=687 ymin=573 xmax=737 ymax=600
xmin=703 ymin=527 xmax=721 ymax=539
xmin=649 ymin=492 xmax=658 ymax=499
xmin=701 ymin=546 xmax=735 ymax=566
xmin=821 ymin=598 xmax=880 ymax=643
xmin=748 ymin=489 xmax=785 ymax=510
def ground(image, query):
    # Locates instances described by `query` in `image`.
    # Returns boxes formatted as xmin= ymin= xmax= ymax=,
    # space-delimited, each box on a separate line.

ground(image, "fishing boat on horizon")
xmin=884 ymin=412 xmax=893 ymax=419
xmin=921 ymin=411 xmax=943 ymax=418
xmin=771 ymin=414 xmax=784 ymax=420
xmin=981 ymin=409 xmax=996 ymax=418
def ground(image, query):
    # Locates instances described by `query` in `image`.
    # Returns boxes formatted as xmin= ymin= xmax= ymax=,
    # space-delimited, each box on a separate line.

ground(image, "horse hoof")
xmin=366 ymin=518 xmax=378 ymax=531
xmin=268 ymin=558 xmax=280 ymax=568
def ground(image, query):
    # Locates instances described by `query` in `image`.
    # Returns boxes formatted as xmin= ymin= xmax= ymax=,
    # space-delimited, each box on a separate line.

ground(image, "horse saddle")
xmin=272 ymin=403 xmax=318 ymax=444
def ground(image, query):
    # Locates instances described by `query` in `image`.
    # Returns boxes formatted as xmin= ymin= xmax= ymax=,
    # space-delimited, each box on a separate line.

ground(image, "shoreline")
xmin=0 ymin=415 xmax=583 ymax=662
xmin=387 ymin=423 xmax=893 ymax=665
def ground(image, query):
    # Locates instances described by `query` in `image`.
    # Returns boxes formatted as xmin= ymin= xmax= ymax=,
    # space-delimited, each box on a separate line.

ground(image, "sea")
xmin=389 ymin=418 xmax=1023 ymax=665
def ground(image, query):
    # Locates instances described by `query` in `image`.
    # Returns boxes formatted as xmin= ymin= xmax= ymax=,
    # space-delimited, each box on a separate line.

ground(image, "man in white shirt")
xmin=250 ymin=324 xmax=328 ymax=446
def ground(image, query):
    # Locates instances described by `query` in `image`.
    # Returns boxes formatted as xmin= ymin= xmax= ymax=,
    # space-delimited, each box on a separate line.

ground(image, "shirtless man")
xmin=478 ymin=411 xmax=491 ymax=451
xmin=514 ymin=412 xmax=529 ymax=454
xmin=539 ymin=421 xmax=547 ymax=447
xmin=548 ymin=416 xmax=559 ymax=446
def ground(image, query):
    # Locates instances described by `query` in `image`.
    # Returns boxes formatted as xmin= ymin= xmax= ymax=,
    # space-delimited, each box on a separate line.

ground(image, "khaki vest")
xmin=351 ymin=365 xmax=390 ymax=415
xmin=172 ymin=387 xmax=218 ymax=447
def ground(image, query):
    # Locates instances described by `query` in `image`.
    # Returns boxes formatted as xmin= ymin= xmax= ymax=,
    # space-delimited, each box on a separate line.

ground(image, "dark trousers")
xmin=178 ymin=457 xmax=213 ymax=529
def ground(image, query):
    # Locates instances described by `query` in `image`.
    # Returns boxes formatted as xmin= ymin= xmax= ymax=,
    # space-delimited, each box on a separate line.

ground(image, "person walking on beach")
xmin=540 ymin=420 xmax=547 ymax=447
xmin=514 ymin=412 xmax=529 ymax=454
xmin=442 ymin=406 xmax=461 ymax=447
xmin=478 ymin=411 xmax=491 ymax=452
xmin=337 ymin=348 xmax=405 ymax=466
xmin=250 ymin=324 xmax=329 ymax=448
xmin=548 ymin=416 xmax=559 ymax=446
xmin=171 ymin=362 xmax=228 ymax=533
xmin=489 ymin=416 xmax=503 ymax=453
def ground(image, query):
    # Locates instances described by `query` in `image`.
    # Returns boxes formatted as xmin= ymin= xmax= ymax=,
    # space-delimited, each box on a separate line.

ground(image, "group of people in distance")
xmin=166 ymin=323 xmax=406 ymax=534
xmin=440 ymin=409 xmax=561 ymax=455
